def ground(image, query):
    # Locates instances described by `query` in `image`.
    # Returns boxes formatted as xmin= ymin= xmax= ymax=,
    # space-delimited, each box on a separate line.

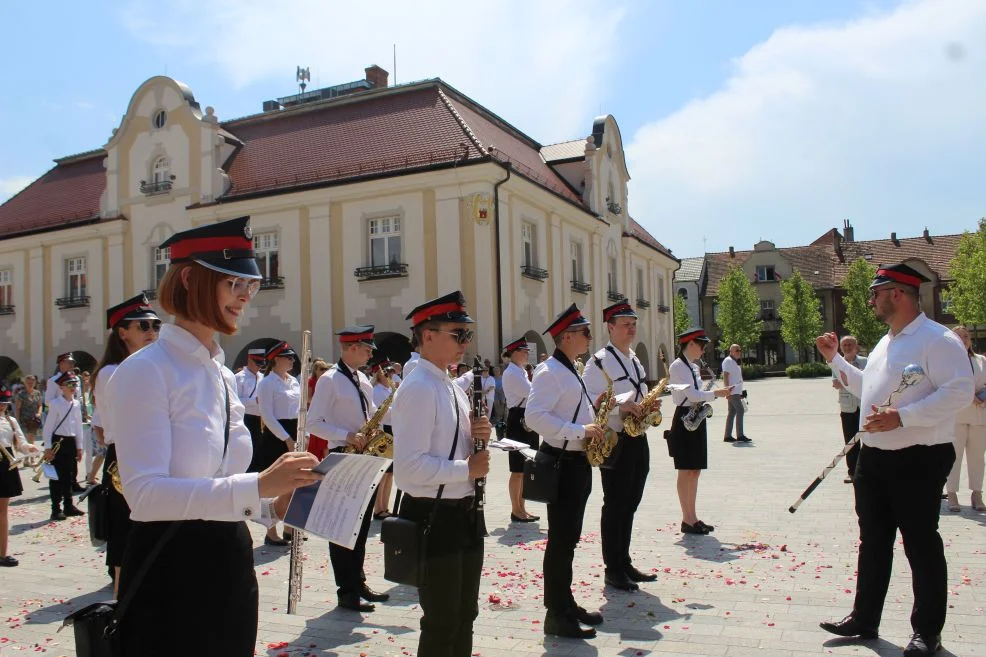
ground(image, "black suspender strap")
xmin=604 ymin=345 xmax=644 ymax=401
xmin=337 ymin=359 xmax=369 ymax=420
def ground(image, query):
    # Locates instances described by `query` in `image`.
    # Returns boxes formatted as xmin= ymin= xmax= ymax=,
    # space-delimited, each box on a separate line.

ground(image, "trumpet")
xmin=31 ymin=440 xmax=61 ymax=482
xmin=0 ymin=442 xmax=23 ymax=470
xmin=342 ymin=378 xmax=395 ymax=460
xmin=287 ymin=330 xmax=313 ymax=615
xmin=624 ymin=353 xmax=671 ymax=437
xmin=585 ymin=359 xmax=619 ymax=467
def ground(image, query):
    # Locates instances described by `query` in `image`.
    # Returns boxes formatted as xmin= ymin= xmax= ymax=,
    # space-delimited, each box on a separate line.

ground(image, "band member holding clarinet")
xmin=306 ymin=325 xmax=389 ymax=612
xmin=526 ymin=304 xmax=606 ymax=638
xmin=43 ymin=371 xmax=85 ymax=521
xmin=583 ymin=298 xmax=655 ymax=591
xmin=392 ymin=291 xmax=491 ymax=657
xmin=370 ymin=359 xmax=398 ymax=519
xmin=235 ymin=348 xmax=265 ymax=471
xmin=501 ymin=336 xmax=539 ymax=522
xmin=816 ymin=263 xmax=973 ymax=657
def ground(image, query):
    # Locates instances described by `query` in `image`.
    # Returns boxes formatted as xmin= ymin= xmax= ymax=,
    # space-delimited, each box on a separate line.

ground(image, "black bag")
xmin=86 ymin=484 xmax=110 ymax=545
xmin=522 ymin=445 xmax=563 ymax=504
xmin=663 ymin=429 xmax=675 ymax=457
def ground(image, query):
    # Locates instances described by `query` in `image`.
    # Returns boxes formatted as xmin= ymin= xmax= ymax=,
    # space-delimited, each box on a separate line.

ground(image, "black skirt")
xmin=0 ymin=449 xmax=23 ymax=498
xmin=254 ymin=418 xmax=297 ymax=472
xmin=506 ymin=407 xmax=539 ymax=473
xmin=243 ymin=414 xmax=263 ymax=473
xmin=117 ymin=519 xmax=258 ymax=656
xmin=102 ymin=444 xmax=132 ymax=568
xmin=669 ymin=405 xmax=708 ymax=470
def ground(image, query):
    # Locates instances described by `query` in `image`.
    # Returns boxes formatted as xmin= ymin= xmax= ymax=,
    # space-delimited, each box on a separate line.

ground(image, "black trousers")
xmin=327 ymin=447 xmax=377 ymax=594
xmin=840 ymin=410 xmax=861 ymax=477
xmin=852 ymin=443 xmax=955 ymax=636
xmin=102 ymin=444 xmax=133 ymax=568
xmin=600 ymin=434 xmax=649 ymax=571
xmin=400 ymin=495 xmax=484 ymax=657
xmin=243 ymin=413 xmax=263 ymax=472
xmin=48 ymin=435 xmax=78 ymax=512
xmin=543 ymin=446 xmax=592 ymax=613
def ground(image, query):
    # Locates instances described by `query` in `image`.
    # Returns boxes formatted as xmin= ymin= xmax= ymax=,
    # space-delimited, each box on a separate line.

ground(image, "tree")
xmin=841 ymin=257 xmax=885 ymax=350
xmin=673 ymin=291 xmax=691 ymax=336
xmin=779 ymin=270 xmax=823 ymax=362
xmin=715 ymin=265 xmax=762 ymax=352
xmin=943 ymin=218 xmax=986 ymax=326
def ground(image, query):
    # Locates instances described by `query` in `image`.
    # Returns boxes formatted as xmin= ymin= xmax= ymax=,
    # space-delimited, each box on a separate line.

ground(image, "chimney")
xmin=365 ymin=65 xmax=389 ymax=89
xmin=891 ymin=231 xmax=899 ymax=246
xmin=923 ymin=227 xmax=932 ymax=243
xmin=843 ymin=219 xmax=854 ymax=242
xmin=728 ymin=246 xmax=735 ymax=258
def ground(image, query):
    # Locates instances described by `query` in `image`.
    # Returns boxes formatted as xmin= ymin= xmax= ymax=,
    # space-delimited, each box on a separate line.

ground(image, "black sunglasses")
xmin=134 ymin=320 xmax=163 ymax=333
xmin=431 ymin=328 xmax=475 ymax=345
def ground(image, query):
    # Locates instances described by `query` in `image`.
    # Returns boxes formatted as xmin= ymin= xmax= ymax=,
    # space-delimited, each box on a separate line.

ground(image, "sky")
xmin=1 ymin=0 xmax=984 ymax=258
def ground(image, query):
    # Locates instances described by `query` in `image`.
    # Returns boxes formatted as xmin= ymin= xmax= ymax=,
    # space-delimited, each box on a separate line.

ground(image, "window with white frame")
xmin=521 ymin=222 xmax=536 ymax=268
xmin=607 ymin=256 xmax=618 ymax=292
xmin=636 ymin=268 xmax=645 ymax=301
xmin=253 ymin=232 xmax=280 ymax=280
xmin=570 ymin=240 xmax=584 ymax=282
xmin=65 ymin=257 xmax=87 ymax=299
xmin=152 ymin=246 xmax=170 ymax=289
xmin=755 ymin=264 xmax=776 ymax=282
xmin=657 ymin=274 xmax=665 ymax=305
xmin=152 ymin=156 xmax=170 ymax=184
xmin=0 ymin=269 xmax=12 ymax=308
xmin=368 ymin=216 xmax=402 ymax=268
xmin=761 ymin=299 xmax=775 ymax=320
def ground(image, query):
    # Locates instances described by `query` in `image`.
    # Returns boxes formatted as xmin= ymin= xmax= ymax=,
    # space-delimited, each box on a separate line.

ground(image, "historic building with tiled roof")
xmin=0 ymin=66 xmax=678 ymax=380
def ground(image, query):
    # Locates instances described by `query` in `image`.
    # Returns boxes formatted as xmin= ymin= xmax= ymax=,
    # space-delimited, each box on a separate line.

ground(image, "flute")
xmin=287 ymin=329 xmax=313 ymax=615
xmin=471 ymin=356 xmax=487 ymax=532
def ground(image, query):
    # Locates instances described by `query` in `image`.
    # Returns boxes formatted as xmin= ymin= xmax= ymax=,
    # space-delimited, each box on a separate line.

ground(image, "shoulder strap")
xmin=337 ymin=359 xmax=369 ymax=420
xmin=425 ymin=386 xmax=462 ymax=534
xmin=49 ymin=401 xmax=73 ymax=436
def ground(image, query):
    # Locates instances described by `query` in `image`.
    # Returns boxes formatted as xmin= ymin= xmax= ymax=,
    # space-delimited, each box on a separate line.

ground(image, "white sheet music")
xmin=488 ymin=438 xmax=530 ymax=451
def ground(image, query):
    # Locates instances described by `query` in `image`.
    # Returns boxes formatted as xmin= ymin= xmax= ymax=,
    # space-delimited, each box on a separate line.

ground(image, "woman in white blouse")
xmin=0 ymin=390 xmax=28 ymax=567
xmin=105 ymin=217 xmax=320 ymax=656
xmin=946 ymin=326 xmax=986 ymax=512
xmin=370 ymin=361 xmax=397 ymax=519
xmin=255 ymin=340 xmax=302 ymax=545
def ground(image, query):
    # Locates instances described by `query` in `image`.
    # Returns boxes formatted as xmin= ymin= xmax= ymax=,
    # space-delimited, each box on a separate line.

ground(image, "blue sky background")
xmin=1 ymin=0 xmax=982 ymax=258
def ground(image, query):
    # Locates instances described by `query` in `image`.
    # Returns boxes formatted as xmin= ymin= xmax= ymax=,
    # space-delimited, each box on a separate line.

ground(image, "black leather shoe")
xmin=737 ymin=435 xmax=752 ymax=443
xmin=0 ymin=556 xmax=18 ymax=567
xmin=510 ymin=513 xmax=536 ymax=523
xmin=338 ymin=592 xmax=375 ymax=612
xmin=544 ymin=611 xmax=596 ymax=639
xmin=575 ymin=606 xmax=603 ymax=625
xmin=50 ymin=511 xmax=66 ymax=521
xmin=626 ymin=565 xmax=658 ymax=582
xmin=903 ymin=633 xmax=941 ymax=656
xmin=264 ymin=536 xmax=290 ymax=546
xmin=695 ymin=520 xmax=714 ymax=533
xmin=818 ymin=615 xmax=878 ymax=639
xmin=358 ymin=585 xmax=390 ymax=603
xmin=604 ymin=569 xmax=639 ymax=591
xmin=723 ymin=436 xmax=737 ymax=442
xmin=681 ymin=521 xmax=710 ymax=535
xmin=64 ymin=507 xmax=85 ymax=517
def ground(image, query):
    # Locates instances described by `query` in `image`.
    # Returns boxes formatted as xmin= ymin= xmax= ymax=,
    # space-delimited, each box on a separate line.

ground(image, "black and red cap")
xmin=678 ymin=327 xmax=710 ymax=345
xmin=502 ymin=336 xmax=531 ymax=355
xmin=52 ymin=371 xmax=80 ymax=387
xmin=247 ymin=348 xmax=267 ymax=361
xmin=56 ymin=352 xmax=75 ymax=364
xmin=603 ymin=298 xmax=637 ymax=323
xmin=106 ymin=294 xmax=158 ymax=330
xmin=544 ymin=304 xmax=590 ymax=339
xmin=336 ymin=325 xmax=377 ymax=349
xmin=406 ymin=291 xmax=475 ymax=328
xmin=369 ymin=358 xmax=394 ymax=374
xmin=870 ymin=263 xmax=930 ymax=290
xmin=0 ymin=389 xmax=12 ymax=404
xmin=159 ymin=216 xmax=262 ymax=280
xmin=266 ymin=341 xmax=297 ymax=360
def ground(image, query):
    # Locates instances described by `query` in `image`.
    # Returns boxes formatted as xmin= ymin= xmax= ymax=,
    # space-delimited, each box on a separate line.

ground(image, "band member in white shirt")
xmin=403 ymin=334 xmax=421 ymax=378
xmin=501 ymin=337 xmax=539 ymax=522
xmin=721 ymin=344 xmax=750 ymax=443
xmin=235 ymin=348 xmax=265 ymax=471
xmin=45 ymin=352 xmax=79 ymax=405
xmin=833 ymin=335 xmax=867 ymax=482
xmin=0 ymin=390 xmax=28 ymax=567
xmin=43 ymin=371 xmax=85 ymax=521
xmin=256 ymin=340 xmax=302 ymax=546
xmin=370 ymin=359 xmax=398 ymax=520
xmin=583 ymin=299 xmax=655 ymax=591
xmin=392 ymin=291 xmax=491 ymax=657
xmin=307 ymin=325 xmax=389 ymax=612
xmin=817 ymin=263 xmax=973 ymax=657
xmin=526 ymin=304 xmax=606 ymax=639
xmin=105 ymin=216 xmax=320 ymax=656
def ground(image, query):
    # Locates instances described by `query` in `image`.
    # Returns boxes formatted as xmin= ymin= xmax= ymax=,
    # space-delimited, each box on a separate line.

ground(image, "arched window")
xmin=152 ymin=157 xmax=170 ymax=184
xmin=678 ymin=288 xmax=688 ymax=300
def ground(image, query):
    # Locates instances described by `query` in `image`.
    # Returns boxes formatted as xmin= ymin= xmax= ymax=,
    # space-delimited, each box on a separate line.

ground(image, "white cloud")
xmin=121 ymin=0 xmax=625 ymax=142
xmin=0 ymin=176 xmax=33 ymax=202
xmin=627 ymin=0 xmax=986 ymax=257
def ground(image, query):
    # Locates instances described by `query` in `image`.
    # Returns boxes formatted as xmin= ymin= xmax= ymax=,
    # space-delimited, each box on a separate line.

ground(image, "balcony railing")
xmin=520 ymin=265 xmax=549 ymax=281
xmin=637 ymin=299 xmax=651 ymax=309
xmin=259 ymin=276 xmax=285 ymax=290
xmin=571 ymin=280 xmax=592 ymax=294
xmin=354 ymin=263 xmax=409 ymax=281
xmin=0 ymin=304 xmax=14 ymax=316
xmin=142 ymin=288 xmax=158 ymax=300
xmin=139 ymin=179 xmax=173 ymax=195
xmin=607 ymin=290 xmax=624 ymax=302
xmin=56 ymin=295 xmax=90 ymax=309
xmin=656 ymin=304 xmax=669 ymax=313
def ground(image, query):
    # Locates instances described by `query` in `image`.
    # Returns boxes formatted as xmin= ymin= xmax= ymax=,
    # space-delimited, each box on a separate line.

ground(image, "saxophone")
xmin=682 ymin=362 xmax=718 ymax=432
xmin=107 ymin=462 xmax=124 ymax=494
xmin=585 ymin=361 xmax=619 ymax=467
xmin=343 ymin=379 xmax=395 ymax=459
xmin=624 ymin=354 xmax=670 ymax=437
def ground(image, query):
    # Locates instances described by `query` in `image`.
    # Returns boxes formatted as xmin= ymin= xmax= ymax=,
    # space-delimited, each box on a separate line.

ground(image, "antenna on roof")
xmin=393 ymin=44 xmax=397 ymax=85
xmin=296 ymin=66 xmax=310 ymax=93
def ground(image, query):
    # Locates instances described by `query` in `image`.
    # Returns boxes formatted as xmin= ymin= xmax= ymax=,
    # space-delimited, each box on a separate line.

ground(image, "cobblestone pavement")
xmin=2 ymin=377 xmax=984 ymax=657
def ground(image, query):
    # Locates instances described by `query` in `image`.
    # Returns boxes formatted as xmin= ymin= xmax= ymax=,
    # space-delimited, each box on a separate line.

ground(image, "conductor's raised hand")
xmin=471 ymin=416 xmax=492 ymax=442
xmin=467 ymin=448 xmax=490 ymax=479
xmin=258 ymin=451 xmax=322 ymax=499
xmin=815 ymin=332 xmax=839 ymax=362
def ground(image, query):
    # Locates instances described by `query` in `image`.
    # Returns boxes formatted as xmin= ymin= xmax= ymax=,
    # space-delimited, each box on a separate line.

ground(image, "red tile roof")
xmin=0 ymin=153 xmax=108 ymax=239
xmin=626 ymin=217 xmax=676 ymax=260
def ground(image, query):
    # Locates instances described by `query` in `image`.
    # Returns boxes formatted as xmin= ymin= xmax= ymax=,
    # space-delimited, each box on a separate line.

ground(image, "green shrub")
xmin=741 ymin=364 xmax=766 ymax=380
xmin=785 ymin=362 xmax=832 ymax=378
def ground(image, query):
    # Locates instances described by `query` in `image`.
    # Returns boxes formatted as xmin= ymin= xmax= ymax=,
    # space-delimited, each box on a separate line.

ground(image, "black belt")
xmin=540 ymin=443 xmax=584 ymax=459
xmin=403 ymin=494 xmax=475 ymax=509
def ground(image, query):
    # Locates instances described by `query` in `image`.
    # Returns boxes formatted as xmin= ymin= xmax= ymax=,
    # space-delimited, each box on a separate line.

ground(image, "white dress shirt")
xmin=828 ymin=313 xmax=973 ymax=450
xmin=403 ymin=352 xmax=421 ymax=378
xmin=721 ymin=356 xmax=743 ymax=396
xmin=392 ymin=357 xmax=474 ymax=499
xmin=92 ymin=364 xmax=117 ymax=439
xmin=235 ymin=368 xmax=263 ymax=417
xmin=669 ymin=357 xmax=715 ymax=407
xmin=372 ymin=382 xmax=394 ymax=426
xmin=453 ymin=370 xmax=474 ymax=393
xmin=956 ymin=353 xmax=986 ymax=426
xmin=835 ymin=355 xmax=867 ymax=413
xmin=526 ymin=353 xmax=595 ymax=451
xmin=391 ymin=373 xmax=402 ymax=386
xmin=257 ymin=373 xmax=301 ymax=441
xmin=502 ymin=361 xmax=531 ymax=409
xmin=43 ymin=396 xmax=83 ymax=449
xmin=306 ymin=362 xmax=376 ymax=449
xmin=104 ymin=324 xmax=271 ymax=524
xmin=584 ymin=343 xmax=649 ymax=432
xmin=481 ymin=375 xmax=495 ymax=413
xmin=0 ymin=415 xmax=25 ymax=449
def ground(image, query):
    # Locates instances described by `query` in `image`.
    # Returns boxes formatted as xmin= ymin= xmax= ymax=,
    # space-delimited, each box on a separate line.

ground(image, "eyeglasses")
xmin=431 ymin=328 xmax=475 ymax=344
xmin=868 ymin=286 xmax=897 ymax=300
xmin=566 ymin=327 xmax=592 ymax=339
xmin=135 ymin=320 xmax=163 ymax=333
xmin=63 ymin=382 xmax=79 ymax=389
xmin=226 ymin=278 xmax=261 ymax=299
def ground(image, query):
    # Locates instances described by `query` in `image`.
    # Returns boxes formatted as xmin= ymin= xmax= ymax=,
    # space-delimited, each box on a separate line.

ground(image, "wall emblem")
xmin=470 ymin=193 xmax=493 ymax=226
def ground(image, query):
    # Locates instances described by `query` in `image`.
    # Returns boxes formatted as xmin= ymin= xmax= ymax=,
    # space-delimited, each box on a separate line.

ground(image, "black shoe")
xmin=373 ymin=511 xmax=392 ymax=520
xmin=575 ymin=606 xmax=603 ymax=625
xmin=264 ymin=536 xmax=290 ymax=546
xmin=50 ymin=511 xmax=66 ymax=521
xmin=737 ymin=435 xmax=752 ymax=443
xmin=903 ymin=633 xmax=941 ymax=656
xmin=358 ymin=584 xmax=390 ymax=603
xmin=64 ymin=506 xmax=85 ymax=517
xmin=510 ymin=513 xmax=537 ymax=523
xmin=0 ymin=556 xmax=18 ymax=567
xmin=604 ymin=569 xmax=639 ymax=591
xmin=723 ymin=436 xmax=737 ymax=442
xmin=818 ymin=615 xmax=878 ymax=639
xmin=844 ymin=476 xmax=854 ymax=484
xmin=338 ymin=592 xmax=375 ymax=612
xmin=626 ymin=565 xmax=657 ymax=582
xmin=544 ymin=611 xmax=596 ymax=639
xmin=72 ymin=483 xmax=86 ymax=493
xmin=681 ymin=521 xmax=709 ymax=535
xmin=695 ymin=520 xmax=714 ymax=533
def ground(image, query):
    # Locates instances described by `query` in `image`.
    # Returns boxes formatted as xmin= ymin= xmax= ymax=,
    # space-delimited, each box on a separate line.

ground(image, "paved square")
xmin=2 ymin=377 xmax=984 ymax=656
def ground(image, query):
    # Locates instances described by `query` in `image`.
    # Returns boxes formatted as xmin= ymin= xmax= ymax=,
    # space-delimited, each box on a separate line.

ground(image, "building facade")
xmin=0 ymin=68 xmax=678 ymax=383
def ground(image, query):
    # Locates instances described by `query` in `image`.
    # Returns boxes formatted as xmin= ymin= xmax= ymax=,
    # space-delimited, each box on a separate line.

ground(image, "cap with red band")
xmin=870 ymin=263 xmax=930 ymax=289
xmin=603 ymin=298 xmax=637 ymax=322
xmin=266 ymin=340 xmax=297 ymax=361
xmin=678 ymin=327 xmax=710 ymax=345
xmin=406 ymin=291 xmax=475 ymax=328
xmin=544 ymin=303 xmax=590 ymax=338
xmin=56 ymin=352 xmax=75 ymax=364
xmin=502 ymin=337 xmax=530 ymax=355
xmin=159 ymin=216 xmax=261 ymax=280
xmin=106 ymin=293 xmax=158 ymax=330
xmin=336 ymin=325 xmax=377 ymax=349
xmin=247 ymin=348 xmax=266 ymax=361
xmin=53 ymin=371 xmax=79 ymax=387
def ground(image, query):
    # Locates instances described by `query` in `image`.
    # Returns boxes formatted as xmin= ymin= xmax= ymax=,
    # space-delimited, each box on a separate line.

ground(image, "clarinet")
xmin=471 ymin=356 xmax=487 ymax=532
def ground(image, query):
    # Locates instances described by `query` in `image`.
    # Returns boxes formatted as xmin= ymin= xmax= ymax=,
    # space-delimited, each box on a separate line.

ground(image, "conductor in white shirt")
xmin=721 ymin=344 xmax=750 ymax=443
